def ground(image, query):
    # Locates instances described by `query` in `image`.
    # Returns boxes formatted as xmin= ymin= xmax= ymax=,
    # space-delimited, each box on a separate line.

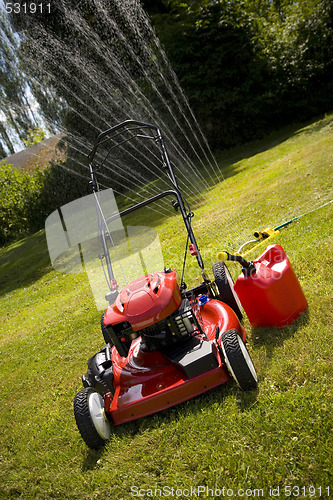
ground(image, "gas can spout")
xmin=217 ymin=251 xmax=256 ymax=277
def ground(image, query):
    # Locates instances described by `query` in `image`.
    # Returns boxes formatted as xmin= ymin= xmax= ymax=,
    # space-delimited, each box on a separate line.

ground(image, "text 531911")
xmin=5 ymin=3 xmax=51 ymax=14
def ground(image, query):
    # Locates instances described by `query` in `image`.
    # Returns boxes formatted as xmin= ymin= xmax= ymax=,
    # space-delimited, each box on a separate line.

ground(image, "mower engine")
xmin=139 ymin=297 xmax=203 ymax=351
xmin=103 ymin=270 xmax=203 ymax=356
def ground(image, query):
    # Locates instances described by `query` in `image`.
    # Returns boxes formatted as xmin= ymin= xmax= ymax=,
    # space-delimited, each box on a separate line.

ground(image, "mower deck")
xmin=105 ymin=299 xmax=244 ymax=425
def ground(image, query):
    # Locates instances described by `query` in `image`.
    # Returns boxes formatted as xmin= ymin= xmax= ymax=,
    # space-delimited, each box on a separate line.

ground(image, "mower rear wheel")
xmin=74 ymin=387 xmax=111 ymax=450
xmin=212 ymin=261 xmax=243 ymax=320
xmin=221 ymin=329 xmax=258 ymax=391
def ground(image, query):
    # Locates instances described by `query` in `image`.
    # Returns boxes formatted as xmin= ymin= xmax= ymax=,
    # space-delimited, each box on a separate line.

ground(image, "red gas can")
xmin=234 ymin=244 xmax=308 ymax=327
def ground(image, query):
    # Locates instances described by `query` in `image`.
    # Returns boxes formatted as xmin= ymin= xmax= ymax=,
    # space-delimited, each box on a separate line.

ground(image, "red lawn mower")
xmin=71 ymin=120 xmax=259 ymax=450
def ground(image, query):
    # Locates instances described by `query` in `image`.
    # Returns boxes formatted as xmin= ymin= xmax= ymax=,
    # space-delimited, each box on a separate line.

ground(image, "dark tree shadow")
xmin=0 ymin=231 xmax=52 ymax=295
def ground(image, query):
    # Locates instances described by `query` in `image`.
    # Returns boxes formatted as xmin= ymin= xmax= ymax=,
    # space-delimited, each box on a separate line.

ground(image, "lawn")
xmin=0 ymin=115 xmax=332 ymax=499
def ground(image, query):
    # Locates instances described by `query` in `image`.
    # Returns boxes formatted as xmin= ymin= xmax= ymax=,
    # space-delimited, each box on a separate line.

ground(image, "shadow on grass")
xmin=81 ymin=419 xmax=143 ymax=471
xmin=82 ymin=448 xmax=105 ymax=471
xmin=0 ymin=230 xmax=52 ymax=296
xmin=79 ymin=375 xmax=260 ymax=470
xmin=251 ymin=310 xmax=310 ymax=360
xmin=214 ymin=114 xmax=330 ymax=177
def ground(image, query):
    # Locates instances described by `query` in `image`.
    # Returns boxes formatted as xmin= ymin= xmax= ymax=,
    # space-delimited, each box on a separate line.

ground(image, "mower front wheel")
xmin=74 ymin=387 xmax=112 ymax=450
xmin=221 ymin=329 xmax=258 ymax=391
xmin=212 ymin=261 xmax=242 ymax=321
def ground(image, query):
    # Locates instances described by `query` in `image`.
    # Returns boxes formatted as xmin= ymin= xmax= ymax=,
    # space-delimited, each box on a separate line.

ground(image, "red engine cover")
xmin=103 ymin=271 xmax=182 ymax=330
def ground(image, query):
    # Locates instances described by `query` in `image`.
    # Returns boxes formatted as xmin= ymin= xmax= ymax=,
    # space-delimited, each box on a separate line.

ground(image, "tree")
xmin=145 ymin=0 xmax=273 ymax=147
xmin=0 ymin=7 xmax=38 ymax=156
xmin=0 ymin=4 xmax=66 ymax=158
xmin=144 ymin=0 xmax=333 ymax=146
xmin=248 ymin=0 xmax=333 ymax=121
xmin=7 ymin=0 xmax=211 ymax=195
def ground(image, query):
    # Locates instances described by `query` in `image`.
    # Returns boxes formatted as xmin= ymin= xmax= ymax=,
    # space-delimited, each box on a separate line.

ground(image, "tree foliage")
xmin=144 ymin=0 xmax=333 ymax=147
xmin=0 ymin=163 xmax=43 ymax=244
xmin=0 ymin=7 xmax=62 ymax=158
xmin=7 ymin=0 xmax=166 ymax=191
xmin=22 ymin=127 xmax=46 ymax=147
xmin=0 ymin=8 xmax=34 ymax=155
xmin=2 ymin=0 xmax=331 ymax=152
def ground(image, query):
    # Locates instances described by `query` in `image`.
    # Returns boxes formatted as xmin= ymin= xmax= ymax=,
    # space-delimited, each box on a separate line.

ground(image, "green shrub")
xmin=38 ymin=160 xmax=90 ymax=218
xmin=0 ymin=164 xmax=44 ymax=245
xmin=0 ymin=161 xmax=91 ymax=246
xmin=22 ymin=127 xmax=46 ymax=147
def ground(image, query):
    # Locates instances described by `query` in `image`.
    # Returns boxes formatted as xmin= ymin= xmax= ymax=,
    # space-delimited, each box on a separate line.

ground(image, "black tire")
xmin=73 ymin=387 xmax=111 ymax=450
xmin=101 ymin=312 xmax=113 ymax=346
xmin=221 ymin=329 xmax=258 ymax=391
xmin=212 ymin=261 xmax=243 ymax=321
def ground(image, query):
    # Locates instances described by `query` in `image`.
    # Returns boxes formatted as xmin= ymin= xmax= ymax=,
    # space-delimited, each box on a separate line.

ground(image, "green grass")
xmin=0 ymin=115 xmax=332 ymax=499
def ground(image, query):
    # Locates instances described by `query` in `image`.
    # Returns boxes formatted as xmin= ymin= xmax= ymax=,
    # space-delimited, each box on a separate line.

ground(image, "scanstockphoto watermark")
xmin=130 ymin=485 xmax=331 ymax=498
xmin=130 ymin=486 xmax=265 ymax=498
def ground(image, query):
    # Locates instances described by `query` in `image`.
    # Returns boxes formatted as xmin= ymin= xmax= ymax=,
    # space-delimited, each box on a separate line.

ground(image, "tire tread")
xmin=212 ymin=262 xmax=242 ymax=320
xmin=74 ymin=388 xmax=107 ymax=450
xmin=222 ymin=329 xmax=257 ymax=391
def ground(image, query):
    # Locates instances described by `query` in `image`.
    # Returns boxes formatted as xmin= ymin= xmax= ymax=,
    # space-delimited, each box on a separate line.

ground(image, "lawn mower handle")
xmin=88 ymin=119 xmax=207 ymax=281
xmin=88 ymin=120 xmax=161 ymax=164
